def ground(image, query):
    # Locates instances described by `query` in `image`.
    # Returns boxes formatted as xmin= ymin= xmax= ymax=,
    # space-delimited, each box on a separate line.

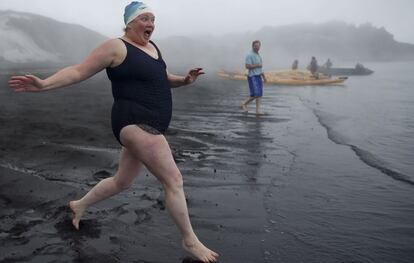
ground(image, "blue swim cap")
xmin=124 ymin=1 xmax=153 ymax=25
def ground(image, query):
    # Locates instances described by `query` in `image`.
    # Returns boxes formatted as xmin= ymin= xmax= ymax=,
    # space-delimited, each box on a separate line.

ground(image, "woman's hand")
xmin=184 ymin=68 xmax=205 ymax=85
xmin=8 ymin=75 xmax=46 ymax=92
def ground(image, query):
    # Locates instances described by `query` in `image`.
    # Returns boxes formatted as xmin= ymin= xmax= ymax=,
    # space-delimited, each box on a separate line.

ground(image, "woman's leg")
xmin=69 ymin=147 xmax=143 ymax=229
xmin=120 ymin=125 xmax=219 ymax=263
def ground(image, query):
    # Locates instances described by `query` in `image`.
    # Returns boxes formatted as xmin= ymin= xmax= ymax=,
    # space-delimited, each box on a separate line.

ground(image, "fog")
xmin=1 ymin=0 xmax=413 ymax=43
xmin=1 ymin=0 xmax=414 ymax=73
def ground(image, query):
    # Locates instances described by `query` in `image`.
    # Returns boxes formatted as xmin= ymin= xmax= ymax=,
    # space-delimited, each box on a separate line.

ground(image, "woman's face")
xmin=129 ymin=13 xmax=155 ymax=44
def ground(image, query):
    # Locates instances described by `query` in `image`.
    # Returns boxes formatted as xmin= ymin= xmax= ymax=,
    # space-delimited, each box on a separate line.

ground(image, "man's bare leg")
xmin=241 ymin=97 xmax=255 ymax=112
xmin=256 ymin=97 xmax=264 ymax=115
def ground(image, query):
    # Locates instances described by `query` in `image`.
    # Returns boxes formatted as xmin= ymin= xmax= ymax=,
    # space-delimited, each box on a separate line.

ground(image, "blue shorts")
xmin=247 ymin=75 xmax=263 ymax=97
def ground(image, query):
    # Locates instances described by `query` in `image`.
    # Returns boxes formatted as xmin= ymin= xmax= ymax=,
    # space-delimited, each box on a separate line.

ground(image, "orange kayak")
xmin=218 ymin=69 xmax=347 ymax=85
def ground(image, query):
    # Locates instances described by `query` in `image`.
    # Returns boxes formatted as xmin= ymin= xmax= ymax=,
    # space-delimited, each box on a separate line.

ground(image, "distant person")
xmin=354 ymin=62 xmax=367 ymax=74
xmin=323 ymin=58 xmax=332 ymax=69
xmin=308 ymin=56 xmax=319 ymax=78
xmin=291 ymin=59 xmax=299 ymax=70
xmin=241 ymin=40 xmax=267 ymax=115
xmin=355 ymin=62 xmax=364 ymax=69
xmin=8 ymin=2 xmax=218 ymax=262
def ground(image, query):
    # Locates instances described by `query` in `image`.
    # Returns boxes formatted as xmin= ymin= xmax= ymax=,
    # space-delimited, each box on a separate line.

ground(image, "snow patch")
xmin=0 ymin=14 xmax=60 ymax=63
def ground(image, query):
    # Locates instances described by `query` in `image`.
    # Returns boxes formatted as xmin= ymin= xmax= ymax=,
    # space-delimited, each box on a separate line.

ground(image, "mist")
xmin=157 ymin=21 xmax=414 ymax=73
xmin=1 ymin=0 xmax=413 ymax=43
xmin=1 ymin=0 xmax=414 ymax=73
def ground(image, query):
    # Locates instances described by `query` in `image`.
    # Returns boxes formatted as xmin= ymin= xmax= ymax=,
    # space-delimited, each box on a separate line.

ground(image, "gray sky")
xmin=1 ymin=0 xmax=413 ymax=43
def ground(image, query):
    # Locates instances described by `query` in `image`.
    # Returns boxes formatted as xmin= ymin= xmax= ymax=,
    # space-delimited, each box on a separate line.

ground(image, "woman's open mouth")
xmin=144 ymin=30 xmax=152 ymax=39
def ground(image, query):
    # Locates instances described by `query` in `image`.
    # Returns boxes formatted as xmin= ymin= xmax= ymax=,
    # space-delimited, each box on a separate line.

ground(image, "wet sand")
xmin=1 ymin=73 xmax=413 ymax=262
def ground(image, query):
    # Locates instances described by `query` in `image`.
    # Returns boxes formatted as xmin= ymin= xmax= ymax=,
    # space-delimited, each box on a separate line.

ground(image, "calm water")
xmin=277 ymin=61 xmax=414 ymax=184
xmin=255 ymin=61 xmax=414 ymax=262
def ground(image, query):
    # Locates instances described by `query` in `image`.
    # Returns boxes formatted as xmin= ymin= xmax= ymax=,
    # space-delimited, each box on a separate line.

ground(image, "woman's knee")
xmin=162 ymin=170 xmax=184 ymax=191
xmin=113 ymin=176 xmax=134 ymax=190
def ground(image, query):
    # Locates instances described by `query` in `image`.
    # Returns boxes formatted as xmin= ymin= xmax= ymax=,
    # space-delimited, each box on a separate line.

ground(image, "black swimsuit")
xmin=106 ymin=39 xmax=172 ymax=145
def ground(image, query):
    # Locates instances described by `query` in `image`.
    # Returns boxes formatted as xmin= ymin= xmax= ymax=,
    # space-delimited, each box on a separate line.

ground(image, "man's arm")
xmin=261 ymin=73 xmax=267 ymax=83
xmin=245 ymin=63 xmax=262 ymax=70
xmin=245 ymin=54 xmax=262 ymax=70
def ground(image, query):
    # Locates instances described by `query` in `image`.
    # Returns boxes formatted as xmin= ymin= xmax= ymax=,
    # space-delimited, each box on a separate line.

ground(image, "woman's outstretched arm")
xmin=8 ymin=39 xmax=121 ymax=92
xmin=167 ymin=68 xmax=204 ymax=88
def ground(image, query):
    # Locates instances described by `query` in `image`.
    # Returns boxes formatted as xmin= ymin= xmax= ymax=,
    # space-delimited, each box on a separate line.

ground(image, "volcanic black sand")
xmin=1 ymin=72 xmax=413 ymax=263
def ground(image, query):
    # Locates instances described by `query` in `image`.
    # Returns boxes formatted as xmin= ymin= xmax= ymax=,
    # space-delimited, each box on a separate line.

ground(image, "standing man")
xmin=241 ymin=40 xmax=267 ymax=115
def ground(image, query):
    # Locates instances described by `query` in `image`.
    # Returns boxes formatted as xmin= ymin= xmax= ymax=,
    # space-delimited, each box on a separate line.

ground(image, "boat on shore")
xmin=218 ymin=69 xmax=347 ymax=86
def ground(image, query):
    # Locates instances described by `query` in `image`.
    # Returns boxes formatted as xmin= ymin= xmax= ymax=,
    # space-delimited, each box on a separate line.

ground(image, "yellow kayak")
xmin=218 ymin=69 xmax=347 ymax=85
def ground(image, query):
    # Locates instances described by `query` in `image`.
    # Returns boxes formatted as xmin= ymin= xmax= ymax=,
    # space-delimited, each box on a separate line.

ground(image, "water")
xmin=1 ymin=62 xmax=413 ymax=262
xmin=275 ymin=61 xmax=414 ymax=185
xmin=257 ymin=61 xmax=414 ymax=262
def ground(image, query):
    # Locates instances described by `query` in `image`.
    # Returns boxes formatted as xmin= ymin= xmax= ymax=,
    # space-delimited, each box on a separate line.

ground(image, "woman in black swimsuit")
xmin=8 ymin=2 xmax=218 ymax=262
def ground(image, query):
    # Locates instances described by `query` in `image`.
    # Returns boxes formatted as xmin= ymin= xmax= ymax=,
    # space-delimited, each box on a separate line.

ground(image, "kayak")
xmin=318 ymin=66 xmax=373 ymax=76
xmin=266 ymin=76 xmax=347 ymax=85
xmin=218 ymin=69 xmax=347 ymax=85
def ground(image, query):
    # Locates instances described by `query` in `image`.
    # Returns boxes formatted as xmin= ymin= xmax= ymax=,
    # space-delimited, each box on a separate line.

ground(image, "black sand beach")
xmin=1 ymin=72 xmax=413 ymax=263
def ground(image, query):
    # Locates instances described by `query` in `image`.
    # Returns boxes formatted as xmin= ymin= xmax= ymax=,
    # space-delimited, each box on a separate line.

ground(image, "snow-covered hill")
xmin=0 ymin=10 xmax=107 ymax=68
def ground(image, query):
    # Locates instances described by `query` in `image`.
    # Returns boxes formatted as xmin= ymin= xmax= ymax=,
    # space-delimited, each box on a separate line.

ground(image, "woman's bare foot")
xmin=69 ymin=200 xmax=86 ymax=230
xmin=256 ymin=111 xmax=265 ymax=116
xmin=182 ymin=239 xmax=219 ymax=263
